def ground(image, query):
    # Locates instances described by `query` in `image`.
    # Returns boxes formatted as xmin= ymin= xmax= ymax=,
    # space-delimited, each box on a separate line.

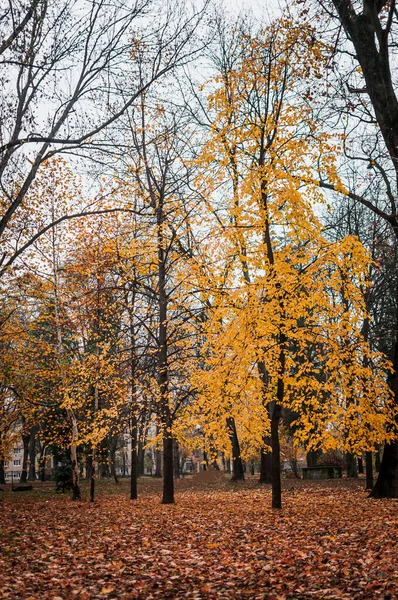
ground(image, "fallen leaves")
xmin=0 ymin=478 xmax=397 ymax=599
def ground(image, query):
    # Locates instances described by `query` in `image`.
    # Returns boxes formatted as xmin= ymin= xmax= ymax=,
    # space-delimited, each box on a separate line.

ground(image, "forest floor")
xmin=0 ymin=475 xmax=397 ymax=600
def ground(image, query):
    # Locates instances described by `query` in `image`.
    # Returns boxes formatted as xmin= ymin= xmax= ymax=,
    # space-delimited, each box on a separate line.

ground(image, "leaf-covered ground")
xmin=0 ymin=477 xmax=397 ymax=599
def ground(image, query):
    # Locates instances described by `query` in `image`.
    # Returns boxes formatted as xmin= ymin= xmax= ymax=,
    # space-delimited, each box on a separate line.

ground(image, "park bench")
xmin=302 ymin=465 xmax=342 ymax=479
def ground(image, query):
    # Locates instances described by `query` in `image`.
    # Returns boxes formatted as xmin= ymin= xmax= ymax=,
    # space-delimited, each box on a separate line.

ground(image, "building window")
xmin=4 ymin=462 xmax=8 ymax=468
xmin=13 ymin=448 xmax=20 ymax=454
xmin=13 ymin=459 xmax=21 ymax=466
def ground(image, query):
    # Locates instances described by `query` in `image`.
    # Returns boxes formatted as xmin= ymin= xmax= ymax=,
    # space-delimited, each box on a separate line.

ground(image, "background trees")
xmin=1 ymin=0 xmax=397 ymax=508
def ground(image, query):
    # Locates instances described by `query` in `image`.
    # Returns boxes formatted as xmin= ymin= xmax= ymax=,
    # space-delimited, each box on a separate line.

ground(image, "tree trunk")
xmin=375 ymin=446 xmax=381 ymax=473
xmin=173 ymin=438 xmax=180 ymax=479
xmin=346 ymin=452 xmax=358 ymax=478
xmin=130 ymin=413 xmax=138 ymax=500
xmin=162 ymin=433 xmax=174 ymax=504
xmin=371 ymin=442 xmax=398 ymax=498
xmin=28 ymin=429 xmax=37 ymax=481
xmin=39 ymin=445 xmax=46 ymax=482
xmin=154 ymin=448 xmax=162 ymax=477
xmin=87 ymin=453 xmax=95 ymax=503
xmin=365 ymin=451 xmax=374 ymax=490
xmin=357 ymin=455 xmax=364 ymax=474
xmin=226 ymin=417 xmax=245 ymax=481
xmin=137 ymin=439 xmax=145 ymax=476
xmin=271 ymin=404 xmax=282 ymax=509
xmin=0 ymin=458 xmax=5 ymax=484
xmin=20 ymin=432 xmax=30 ymax=483
xmin=260 ymin=435 xmax=272 ymax=483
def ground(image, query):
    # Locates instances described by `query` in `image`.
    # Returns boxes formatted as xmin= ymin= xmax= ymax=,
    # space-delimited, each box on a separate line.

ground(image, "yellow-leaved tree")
xmin=189 ymin=17 xmax=395 ymax=508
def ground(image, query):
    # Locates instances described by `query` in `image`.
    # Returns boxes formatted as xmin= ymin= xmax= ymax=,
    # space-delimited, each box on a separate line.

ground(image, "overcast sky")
xmin=222 ymin=0 xmax=282 ymax=20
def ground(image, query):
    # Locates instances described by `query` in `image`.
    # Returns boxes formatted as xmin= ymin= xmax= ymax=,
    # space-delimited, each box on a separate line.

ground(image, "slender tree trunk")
xmin=271 ymin=403 xmax=282 ymax=509
xmin=39 ymin=445 xmax=46 ymax=482
xmin=375 ymin=446 xmax=381 ymax=473
xmin=28 ymin=429 xmax=36 ymax=481
xmin=163 ymin=433 xmax=174 ymax=503
xmin=87 ymin=453 xmax=95 ymax=503
xmin=137 ymin=439 xmax=145 ymax=476
xmin=0 ymin=458 xmax=5 ymax=484
xmin=154 ymin=424 xmax=162 ymax=477
xmin=225 ymin=458 xmax=231 ymax=474
xmin=357 ymin=456 xmax=364 ymax=474
xmin=346 ymin=452 xmax=358 ymax=478
xmin=20 ymin=432 xmax=29 ymax=483
xmin=130 ymin=413 xmax=138 ymax=500
xmin=365 ymin=451 xmax=374 ymax=490
xmin=226 ymin=417 xmax=245 ymax=481
xmin=173 ymin=438 xmax=180 ymax=479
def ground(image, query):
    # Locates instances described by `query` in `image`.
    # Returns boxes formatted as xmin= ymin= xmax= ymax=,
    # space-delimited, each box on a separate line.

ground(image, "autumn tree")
xmin=304 ymin=0 xmax=398 ymax=497
xmin=191 ymin=16 xmax=395 ymax=508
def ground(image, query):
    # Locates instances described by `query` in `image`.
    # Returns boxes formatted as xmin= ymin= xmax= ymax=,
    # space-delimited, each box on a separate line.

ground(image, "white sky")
xmin=222 ymin=0 xmax=282 ymax=20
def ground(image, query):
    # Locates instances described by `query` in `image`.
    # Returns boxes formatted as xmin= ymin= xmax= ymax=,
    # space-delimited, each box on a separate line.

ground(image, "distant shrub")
xmin=54 ymin=461 xmax=73 ymax=493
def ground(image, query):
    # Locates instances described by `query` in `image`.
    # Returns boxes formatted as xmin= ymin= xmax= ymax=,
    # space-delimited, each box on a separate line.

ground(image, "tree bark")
xmin=0 ymin=458 xmax=5 ymax=484
xmin=346 ymin=452 xmax=358 ymax=478
xmin=371 ymin=442 xmax=398 ymax=498
xmin=357 ymin=456 xmax=364 ymax=474
xmin=226 ymin=417 xmax=245 ymax=481
xmin=173 ymin=438 xmax=180 ymax=479
xmin=260 ymin=436 xmax=272 ymax=484
xmin=39 ymin=445 xmax=46 ymax=482
xmin=28 ymin=429 xmax=37 ymax=481
xmin=20 ymin=432 xmax=29 ymax=483
xmin=329 ymin=0 xmax=398 ymax=500
xmin=130 ymin=413 xmax=138 ymax=500
xmin=271 ymin=403 xmax=282 ymax=509
xmin=87 ymin=453 xmax=95 ymax=502
xmin=365 ymin=451 xmax=374 ymax=490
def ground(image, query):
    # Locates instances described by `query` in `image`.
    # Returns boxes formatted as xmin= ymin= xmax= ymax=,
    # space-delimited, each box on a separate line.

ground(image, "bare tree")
xmin=0 ymin=0 xmax=208 ymax=272
xmin=309 ymin=0 xmax=398 ymax=497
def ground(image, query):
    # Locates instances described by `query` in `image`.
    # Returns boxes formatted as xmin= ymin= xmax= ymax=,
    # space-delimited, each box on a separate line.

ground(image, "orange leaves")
xmin=1 ymin=479 xmax=398 ymax=599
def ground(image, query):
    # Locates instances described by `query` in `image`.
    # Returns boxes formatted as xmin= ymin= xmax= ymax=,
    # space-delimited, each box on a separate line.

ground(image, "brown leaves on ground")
xmin=0 ymin=478 xmax=397 ymax=599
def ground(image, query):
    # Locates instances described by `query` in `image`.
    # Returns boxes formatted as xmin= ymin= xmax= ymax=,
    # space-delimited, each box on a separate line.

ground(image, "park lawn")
xmin=0 ymin=477 xmax=397 ymax=599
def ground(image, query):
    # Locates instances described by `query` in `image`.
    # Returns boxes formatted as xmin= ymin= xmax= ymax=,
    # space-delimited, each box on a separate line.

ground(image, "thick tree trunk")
xmin=371 ymin=442 xmax=398 ymax=498
xmin=346 ymin=452 xmax=358 ymax=478
xmin=357 ymin=455 xmax=364 ymax=474
xmin=226 ymin=417 xmax=245 ymax=481
xmin=365 ymin=451 xmax=374 ymax=490
xmin=260 ymin=436 xmax=272 ymax=484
